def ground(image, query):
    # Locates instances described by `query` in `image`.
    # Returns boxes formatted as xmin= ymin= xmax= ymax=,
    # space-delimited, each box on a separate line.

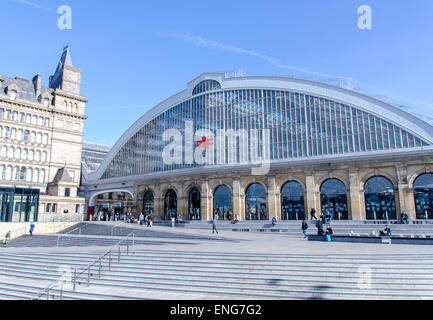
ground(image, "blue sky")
xmin=1 ymin=0 xmax=433 ymax=146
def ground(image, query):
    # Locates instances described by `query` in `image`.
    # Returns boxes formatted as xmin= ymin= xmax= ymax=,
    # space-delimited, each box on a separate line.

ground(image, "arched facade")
xmin=281 ymin=181 xmax=305 ymax=220
xmin=320 ymin=179 xmax=349 ymax=220
xmin=83 ymin=73 xmax=433 ymax=221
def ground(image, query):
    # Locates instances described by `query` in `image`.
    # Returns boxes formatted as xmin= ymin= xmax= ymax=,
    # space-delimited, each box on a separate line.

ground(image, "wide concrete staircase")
xmin=0 ymin=249 xmax=432 ymax=300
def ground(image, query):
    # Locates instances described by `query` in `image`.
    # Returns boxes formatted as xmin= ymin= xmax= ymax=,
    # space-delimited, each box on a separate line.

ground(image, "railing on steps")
xmin=65 ymin=223 xmax=89 ymax=235
xmin=32 ymin=233 xmax=136 ymax=300
xmin=1 ymin=227 xmax=27 ymax=245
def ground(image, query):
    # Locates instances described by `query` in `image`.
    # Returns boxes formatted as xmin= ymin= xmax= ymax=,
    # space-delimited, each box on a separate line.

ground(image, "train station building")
xmin=82 ymin=73 xmax=433 ymax=221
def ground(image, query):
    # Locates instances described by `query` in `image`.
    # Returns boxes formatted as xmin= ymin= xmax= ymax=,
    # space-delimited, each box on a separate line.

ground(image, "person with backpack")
xmin=301 ymin=220 xmax=309 ymax=239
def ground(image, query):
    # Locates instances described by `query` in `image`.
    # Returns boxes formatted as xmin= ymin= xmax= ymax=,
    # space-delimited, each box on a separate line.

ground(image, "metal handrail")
xmin=32 ymin=233 xmax=135 ymax=300
xmin=66 ymin=223 xmax=89 ymax=235
xmin=2 ymin=227 xmax=27 ymax=244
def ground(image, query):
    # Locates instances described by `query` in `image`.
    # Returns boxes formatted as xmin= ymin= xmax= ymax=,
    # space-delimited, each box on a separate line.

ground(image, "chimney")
xmin=32 ymin=74 xmax=42 ymax=98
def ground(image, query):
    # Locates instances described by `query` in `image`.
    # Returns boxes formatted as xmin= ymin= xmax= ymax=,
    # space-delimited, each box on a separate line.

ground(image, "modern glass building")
xmin=0 ymin=187 xmax=39 ymax=222
xmin=83 ymin=73 xmax=433 ymax=221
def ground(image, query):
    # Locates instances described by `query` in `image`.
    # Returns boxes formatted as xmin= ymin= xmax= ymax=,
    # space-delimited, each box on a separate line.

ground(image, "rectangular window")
xmin=65 ymin=188 xmax=71 ymax=197
xmin=52 ymin=204 xmax=57 ymax=213
xmin=75 ymin=204 xmax=79 ymax=213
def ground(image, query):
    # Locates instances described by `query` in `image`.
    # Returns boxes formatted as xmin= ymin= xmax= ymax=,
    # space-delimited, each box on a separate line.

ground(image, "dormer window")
xmin=43 ymin=98 xmax=50 ymax=108
xmin=10 ymin=90 xmax=17 ymax=101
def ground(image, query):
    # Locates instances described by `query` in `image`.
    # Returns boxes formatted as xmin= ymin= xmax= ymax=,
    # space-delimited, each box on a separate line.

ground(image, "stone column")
xmin=396 ymin=165 xmax=413 ymax=220
xmin=232 ymin=178 xmax=244 ymax=220
xmin=200 ymin=180 xmax=212 ymax=221
xmin=348 ymin=171 xmax=363 ymax=220
xmin=154 ymin=184 xmax=164 ymax=220
xmin=305 ymin=174 xmax=317 ymax=218
xmin=267 ymin=175 xmax=278 ymax=220
xmin=176 ymin=182 xmax=187 ymax=220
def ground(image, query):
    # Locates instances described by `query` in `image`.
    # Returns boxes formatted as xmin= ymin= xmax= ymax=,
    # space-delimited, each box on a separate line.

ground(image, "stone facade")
xmin=130 ymin=153 xmax=433 ymax=221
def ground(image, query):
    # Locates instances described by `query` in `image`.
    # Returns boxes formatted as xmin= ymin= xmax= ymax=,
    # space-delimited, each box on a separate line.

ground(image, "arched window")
xmin=30 ymin=131 xmax=36 ymax=143
xmin=26 ymin=168 xmax=32 ymax=182
xmin=364 ymin=176 xmax=396 ymax=220
xmin=4 ymin=127 xmax=9 ymax=138
xmin=17 ymin=129 xmax=23 ymax=141
xmin=20 ymin=167 xmax=26 ymax=180
xmin=245 ymin=183 xmax=267 ymax=221
xmin=33 ymin=168 xmax=39 ymax=182
xmin=28 ymin=150 xmax=34 ymax=161
xmin=12 ymin=166 xmax=19 ymax=180
xmin=414 ymin=173 xmax=433 ymax=219
xmin=35 ymin=150 xmax=41 ymax=162
xmin=0 ymin=165 xmax=4 ymax=180
xmin=281 ymin=181 xmax=305 ymax=220
xmin=31 ymin=115 xmax=37 ymax=125
xmin=41 ymin=151 xmax=47 ymax=162
xmin=142 ymin=191 xmax=154 ymax=216
xmin=7 ymin=147 xmax=14 ymax=159
xmin=22 ymin=148 xmax=28 ymax=160
xmin=15 ymin=147 xmax=21 ymax=159
xmin=5 ymin=166 xmax=12 ymax=180
xmin=39 ymin=169 xmax=45 ymax=183
xmin=1 ymin=146 xmax=6 ymax=157
xmin=24 ymin=130 xmax=30 ymax=142
xmin=320 ymin=179 xmax=349 ymax=220
xmin=214 ymin=185 xmax=232 ymax=220
xmin=188 ymin=187 xmax=201 ymax=220
xmin=25 ymin=114 xmax=31 ymax=124
xmin=10 ymin=128 xmax=16 ymax=140
xmin=43 ymin=134 xmax=48 ymax=145
xmin=164 ymin=190 xmax=177 ymax=221
xmin=36 ymin=133 xmax=42 ymax=144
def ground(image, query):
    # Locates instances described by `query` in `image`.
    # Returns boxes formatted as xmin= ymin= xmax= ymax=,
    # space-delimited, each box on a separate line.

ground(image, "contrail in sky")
xmin=13 ymin=0 xmax=57 ymax=13
xmin=160 ymin=32 xmax=349 ymax=79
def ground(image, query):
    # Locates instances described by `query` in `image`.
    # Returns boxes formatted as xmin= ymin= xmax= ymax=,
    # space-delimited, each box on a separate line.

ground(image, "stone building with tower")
xmin=0 ymin=46 xmax=87 ymax=222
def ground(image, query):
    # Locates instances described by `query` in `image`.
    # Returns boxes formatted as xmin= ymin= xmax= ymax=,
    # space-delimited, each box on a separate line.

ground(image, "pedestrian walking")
xmin=301 ymin=220 xmax=309 ymax=239
xmin=316 ymin=219 xmax=324 ymax=236
xmin=212 ymin=214 xmax=219 ymax=234
xmin=29 ymin=223 xmax=35 ymax=236
xmin=271 ymin=217 xmax=277 ymax=226
xmin=310 ymin=208 xmax=317 ymax=220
